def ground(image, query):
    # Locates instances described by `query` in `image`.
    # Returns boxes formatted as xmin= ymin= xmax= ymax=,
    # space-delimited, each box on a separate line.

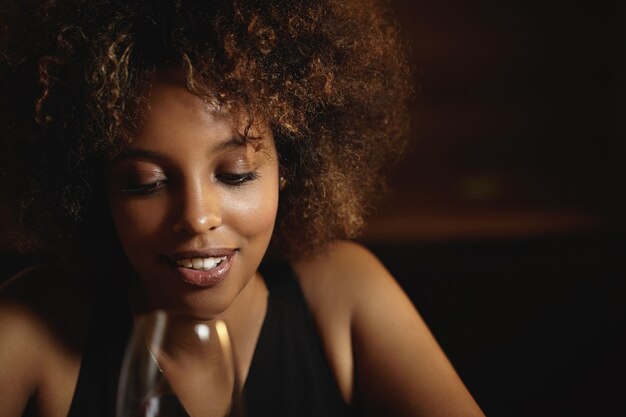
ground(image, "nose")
xmin=172 ymin=182 xmax=222 ymax=235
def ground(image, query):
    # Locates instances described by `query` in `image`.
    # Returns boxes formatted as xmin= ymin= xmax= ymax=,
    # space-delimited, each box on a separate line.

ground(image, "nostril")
xmin=174 ymin=210 xmax=222 ymax=235
xmin=172 ymin=185 xmax=223 ymax=234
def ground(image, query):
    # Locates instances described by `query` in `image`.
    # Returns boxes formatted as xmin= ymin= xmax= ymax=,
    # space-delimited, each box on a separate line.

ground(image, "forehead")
xmin=132 ymin=69 xmax=270 ymax=151
xmin=141 ymin=72 xmax=230 ymax=136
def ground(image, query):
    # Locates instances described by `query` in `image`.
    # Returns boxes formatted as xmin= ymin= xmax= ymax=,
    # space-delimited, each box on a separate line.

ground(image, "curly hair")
xmin=0 ymin=0 xmax=411 ymax=261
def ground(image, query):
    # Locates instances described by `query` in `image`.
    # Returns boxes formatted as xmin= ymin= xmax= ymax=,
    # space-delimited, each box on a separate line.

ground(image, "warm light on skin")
xmin=105 ymin=70 xmax=280 ymax=318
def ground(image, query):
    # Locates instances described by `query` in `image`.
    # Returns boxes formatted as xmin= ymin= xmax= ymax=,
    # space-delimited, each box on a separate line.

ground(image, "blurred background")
xmin=360 ymin=0 xmax=626 ymax=415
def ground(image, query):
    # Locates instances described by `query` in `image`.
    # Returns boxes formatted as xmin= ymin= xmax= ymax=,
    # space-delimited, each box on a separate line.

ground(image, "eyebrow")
xmin=112 ymin=136 xmax=248 ymax=164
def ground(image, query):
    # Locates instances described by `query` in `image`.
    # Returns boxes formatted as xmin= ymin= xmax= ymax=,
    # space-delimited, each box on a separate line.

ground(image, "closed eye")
xmin=217 ymin=171 xmax=261 ymax=187
xmin=122 ymin=180 xmax=168 ymax=195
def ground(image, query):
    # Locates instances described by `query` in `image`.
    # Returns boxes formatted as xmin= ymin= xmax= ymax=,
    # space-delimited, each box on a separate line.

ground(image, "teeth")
xmin=176 ymin=256 xmax=227 ymax=270
xmin=202 ymin=257 xmax=218 ymax=270
xmin=192 ymin=258 xmax=203 ymax=269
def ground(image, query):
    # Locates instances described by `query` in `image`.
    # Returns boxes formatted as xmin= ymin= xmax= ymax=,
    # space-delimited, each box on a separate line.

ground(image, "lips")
xmin=163 ymin=249 xmax=237 ymax=287
xmin=176 ymin=256 xmax=227 ymax=270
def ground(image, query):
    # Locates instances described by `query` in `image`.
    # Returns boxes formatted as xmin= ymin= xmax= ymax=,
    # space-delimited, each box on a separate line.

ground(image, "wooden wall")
xmin=363 ymin=0 xmax=626 ymax=243
xmin=362 ymin=4 xmax=626 ymax=415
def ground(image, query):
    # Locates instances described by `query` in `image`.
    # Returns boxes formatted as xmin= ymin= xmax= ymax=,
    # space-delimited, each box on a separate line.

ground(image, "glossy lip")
xmin=162 ymin=248 xmax=238 ymax=287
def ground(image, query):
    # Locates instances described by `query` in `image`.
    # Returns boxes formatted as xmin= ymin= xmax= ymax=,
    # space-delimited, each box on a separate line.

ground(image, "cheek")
xmin=223 ymin=184 xmax=279 ymax=240
xmin=108 ymin=196 xmax=168 ymax=254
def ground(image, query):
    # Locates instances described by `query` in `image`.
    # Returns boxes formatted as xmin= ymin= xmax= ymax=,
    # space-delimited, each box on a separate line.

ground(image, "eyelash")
xmin=121 ymin=171 xmax=261 ymax=196
xmin=217 ymin=171 xmax=261 ymax=187
xmin=122 ymin=180 xmax=167 ymax=196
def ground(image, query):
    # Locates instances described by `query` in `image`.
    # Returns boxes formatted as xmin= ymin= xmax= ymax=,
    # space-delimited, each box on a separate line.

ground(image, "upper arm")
xmin=297 ymin=241 xmax=484 ymax=417
xmin=0 ymin=266 xmax=90 ymax=417
xmin=0 ymin=290 xmax=44 ymax=416
xmin=346 ymin=244 xmax=484 ymax=416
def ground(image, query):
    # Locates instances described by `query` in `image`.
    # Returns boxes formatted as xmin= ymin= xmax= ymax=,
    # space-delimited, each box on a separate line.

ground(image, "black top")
xmin=244 ymin=261 xmax=351 ymax=417
xmin=27 ymin=261 xmax=350 ymax=417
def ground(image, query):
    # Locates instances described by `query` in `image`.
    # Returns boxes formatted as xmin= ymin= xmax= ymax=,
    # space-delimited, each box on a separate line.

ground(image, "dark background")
xmin=359 ymin=0 xmax=626 ymax=416
xmin=1 ymin=0 xmax=625 ymax=416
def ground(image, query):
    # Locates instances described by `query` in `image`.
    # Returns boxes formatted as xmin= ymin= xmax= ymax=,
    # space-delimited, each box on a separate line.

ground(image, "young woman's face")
xmin=106 ymin=73 xmax=279 ymax=316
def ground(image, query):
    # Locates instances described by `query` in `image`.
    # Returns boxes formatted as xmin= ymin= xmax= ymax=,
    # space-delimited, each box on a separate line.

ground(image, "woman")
xmin=0 ymin=1 xmax=485 ymax=416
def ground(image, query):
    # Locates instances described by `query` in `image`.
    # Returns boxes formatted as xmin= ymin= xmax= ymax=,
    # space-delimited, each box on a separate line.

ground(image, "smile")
xmin=164 ymin=250 xmax=237 ymax=287
xmin=176 ymin=256 xmax=228 ymax=270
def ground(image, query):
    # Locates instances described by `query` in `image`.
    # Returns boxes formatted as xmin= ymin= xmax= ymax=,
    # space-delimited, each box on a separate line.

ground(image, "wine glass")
xmin=116 ymin=310 xmax=245 ymax=417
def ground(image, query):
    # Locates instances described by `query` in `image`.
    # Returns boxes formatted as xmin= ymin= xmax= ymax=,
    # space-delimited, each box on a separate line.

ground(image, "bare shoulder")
xmin=0 ymin=263 xmax=91 ymax=331
xmin=291 ymin=240 xmax=413 ymax=404
xmin=294 ymin=241 xmax=485 ymax=417
xmin=0 ymin=264 xmax=91 ymax=417
xmin=293 ymin=240 xmax=393 ymax=304
xmin=293 ymin=240 xmax=415 ymax=329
